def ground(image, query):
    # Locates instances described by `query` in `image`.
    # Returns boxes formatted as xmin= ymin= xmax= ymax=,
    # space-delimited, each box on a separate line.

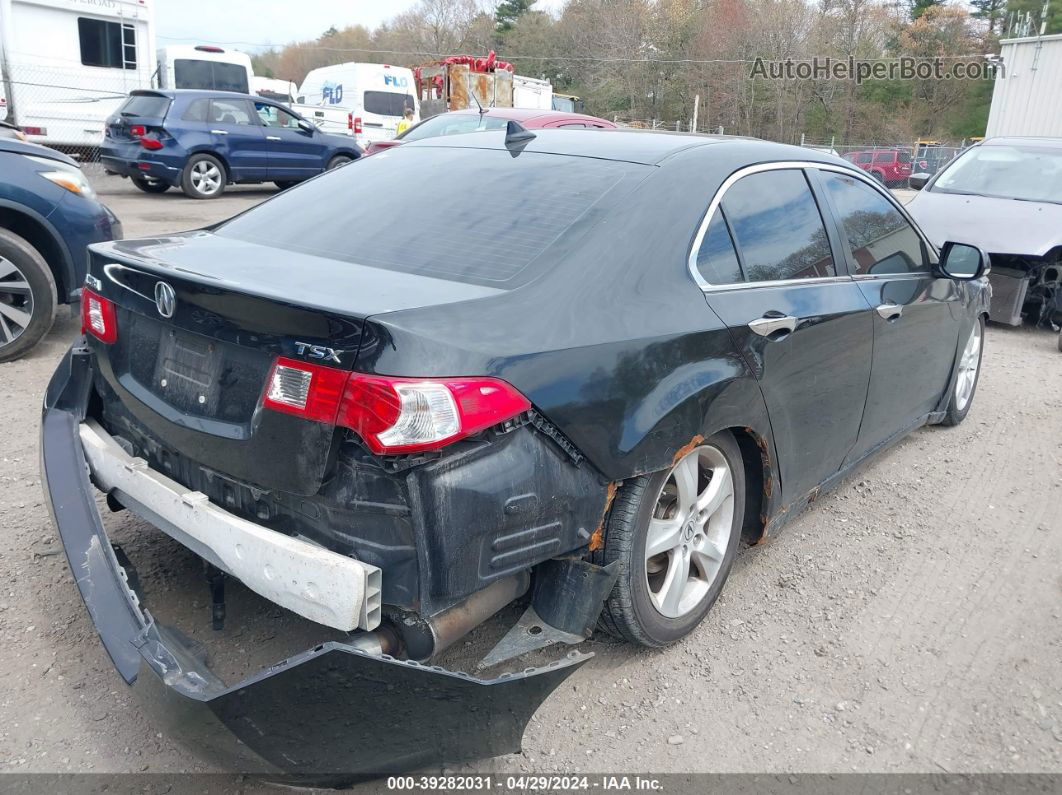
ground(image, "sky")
xmin=156 ymin=0 xmax=568 ymax=53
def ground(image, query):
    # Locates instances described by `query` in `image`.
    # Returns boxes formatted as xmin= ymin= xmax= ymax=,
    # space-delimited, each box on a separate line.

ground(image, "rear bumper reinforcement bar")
xmin=40 ymin=344 xmax=590 ymax=781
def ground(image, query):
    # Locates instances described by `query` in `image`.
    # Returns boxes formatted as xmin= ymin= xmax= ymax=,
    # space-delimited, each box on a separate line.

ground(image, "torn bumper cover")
xmin=40 ymin=346 xmax=590 ymax=779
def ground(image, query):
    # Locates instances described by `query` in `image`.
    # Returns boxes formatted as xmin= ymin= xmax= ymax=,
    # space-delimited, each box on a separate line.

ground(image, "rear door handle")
xmin=209 ymin=129 xmax=229 ymax=135
xmin=265 ymin=135 xmax=282 ymax=141
xmin=748 ymin=314 xmax=798 ymax=338
xmin=876 ymin=303 xmax=903 ymax=321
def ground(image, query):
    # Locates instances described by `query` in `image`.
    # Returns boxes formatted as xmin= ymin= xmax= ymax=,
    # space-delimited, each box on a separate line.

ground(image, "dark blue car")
xmin=0 ymin=138 xmax=121 ymax=361
xmin=101 ymin=90 xmax=361 ymax=199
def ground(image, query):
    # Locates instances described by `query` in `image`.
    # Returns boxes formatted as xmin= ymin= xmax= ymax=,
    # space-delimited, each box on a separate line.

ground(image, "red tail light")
xmin=81 ymin=288 xmax=118 ymax=344
xmin=129 ymin=125 xmax=146 ymax=137
xmin=352 ymin=116 xmax=363 ymax=135
xmin=262 ymin=358 xmax=531 ymax=455
xmin=139 ymin=136 xmax=163 ymax=150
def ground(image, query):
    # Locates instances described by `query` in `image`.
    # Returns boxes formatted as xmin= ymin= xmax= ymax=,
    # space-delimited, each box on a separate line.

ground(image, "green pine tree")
xmin=496 ymin=0 xmax=537 ymax=32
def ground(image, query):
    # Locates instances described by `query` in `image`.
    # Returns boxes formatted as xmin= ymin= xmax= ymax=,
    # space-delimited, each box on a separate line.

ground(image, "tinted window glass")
xmin=217 ymin=147 xmax=642 ymax=287
xmin=119 ymin=94 xmax=171 ymax=118
xmin=856 ymin=153 xmax=872 ymax=164
xmin=79 ymin=19 xmax=135 ymax=69
xmin=822 ymin=172 xmax=926 ymax=275
xmin=897 ymin=151 xmax=912 ymax=164
xmin=695 ymin=210 xmax=743 ymax=285
xmin=363 ymin=91 xmax=414 ymax=117
xmin=721 ymin=170 xmax=835 ymax=282
xmin=873 ymin=152 xmax=893 ymax=164
xmin=400 ymin=114 xmax=509 ymax=142
xmin=209 ymin=99 xmax=256 ymax=125
xmin=181 ymin=98 xmax=210 ymax=122
xmin=174 ymin=60 xmax=249 ymax=93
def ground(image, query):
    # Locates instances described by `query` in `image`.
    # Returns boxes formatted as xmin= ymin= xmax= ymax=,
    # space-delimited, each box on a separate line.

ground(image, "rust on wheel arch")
xmin=588 ymin=480 xmax=619 ymax=552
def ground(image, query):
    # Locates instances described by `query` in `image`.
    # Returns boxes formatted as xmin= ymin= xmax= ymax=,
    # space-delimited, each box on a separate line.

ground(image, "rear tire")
xmin=594 ymin=431 xmax=745 ymax=647
xmin=181 ymin=154 xmax=226 ymax=199
xmin=941 ymin=316 xmax=984 ymax=426
xmin=0 ymin=228 xmax=57 ymax=363
xmin=327 ymin=154 xmax=353 ymax=170
xmin=131 ymin=176 xmax=170 ymax=194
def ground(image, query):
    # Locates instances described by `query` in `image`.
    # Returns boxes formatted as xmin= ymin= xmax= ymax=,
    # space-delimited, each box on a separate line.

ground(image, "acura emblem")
xmin=154 ymin=281 xmax=176 ymax=318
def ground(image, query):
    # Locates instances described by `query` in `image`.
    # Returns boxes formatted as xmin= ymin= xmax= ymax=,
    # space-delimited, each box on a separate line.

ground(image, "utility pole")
xmin=692 ymin=94 xmax=700 ymax=132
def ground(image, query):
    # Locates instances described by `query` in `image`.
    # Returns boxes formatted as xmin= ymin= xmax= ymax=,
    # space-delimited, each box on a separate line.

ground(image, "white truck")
xmin=252 ymin=75 xmax=297 ymax=104
xmin=155 ymin=45 xmax=253 ymax=94
xmin=0 ymin=0 xmax=155 ymax=150
xmin=291 ymin=62 xmax=419 ymax=148
xmin=513 ymin=74 xmax=552 ymax=110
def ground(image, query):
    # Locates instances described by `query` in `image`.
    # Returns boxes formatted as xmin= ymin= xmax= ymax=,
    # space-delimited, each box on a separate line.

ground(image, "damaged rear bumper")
xmin=41 ymin=345 xmax=589 ymax=779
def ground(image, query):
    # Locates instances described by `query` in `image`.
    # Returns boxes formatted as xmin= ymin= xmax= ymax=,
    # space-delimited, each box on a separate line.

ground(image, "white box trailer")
xmin=986 ymin=33 xmax=1062 ymax=137
xmin=0 ymin=0 xmax=155 ymax=150
xmin=513 ymin=74 xmax=552 ymax=110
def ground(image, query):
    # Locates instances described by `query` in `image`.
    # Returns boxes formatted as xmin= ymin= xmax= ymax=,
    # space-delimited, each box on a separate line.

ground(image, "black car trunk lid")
xmin=86 ymin=252 xmax=368 ymax=496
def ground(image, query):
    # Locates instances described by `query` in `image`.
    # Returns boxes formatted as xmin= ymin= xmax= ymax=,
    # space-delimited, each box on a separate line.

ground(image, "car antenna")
xmin=470 ymin=90 xmax=487 ymax=116
xmin=504 ymin=120 xmax=536 ymax=149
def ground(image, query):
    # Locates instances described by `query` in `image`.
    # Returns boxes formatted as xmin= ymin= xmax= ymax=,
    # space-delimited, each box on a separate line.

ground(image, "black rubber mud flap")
xmin=41 ymin=344 xmax=592 ymax=783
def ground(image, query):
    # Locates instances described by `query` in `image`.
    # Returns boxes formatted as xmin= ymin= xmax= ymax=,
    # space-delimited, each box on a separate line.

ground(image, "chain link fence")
xmin=2 ymin=61 xmax=153 ymax=163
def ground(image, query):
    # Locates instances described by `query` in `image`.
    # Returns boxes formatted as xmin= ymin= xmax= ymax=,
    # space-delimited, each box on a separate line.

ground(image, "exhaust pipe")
xmin=350 ymin=572 xmax=531 ymax=662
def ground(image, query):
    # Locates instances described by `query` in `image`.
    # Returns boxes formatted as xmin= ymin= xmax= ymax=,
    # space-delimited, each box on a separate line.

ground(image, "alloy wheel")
xmin=954 ymin=321 xmax=982 ymax=412
xmin=190 ymin=161 xmax=222 ymax=195
xmin=644 ymin=445 xmax=735 ymax=619
xmin=0 ymin=256 xmax=33 ymax=347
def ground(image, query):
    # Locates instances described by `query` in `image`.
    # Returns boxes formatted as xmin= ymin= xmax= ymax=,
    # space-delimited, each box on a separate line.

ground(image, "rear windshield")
xmin=363 ymin=90 xmax=414 ymax=117
xmin=119 ymin=94 xmax=171 ymax=118
xmin=401 ymin=114 xmax=510 ymax=142
xmin=174 ymin=59 xmax=249 ymax=93
xmin=216 ymin=146 xmax=643 ymax=286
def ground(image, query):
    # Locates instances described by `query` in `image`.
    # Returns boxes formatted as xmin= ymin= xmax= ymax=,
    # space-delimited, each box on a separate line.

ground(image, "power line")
xmin=155 ymin=35 xmax=994 ymax=64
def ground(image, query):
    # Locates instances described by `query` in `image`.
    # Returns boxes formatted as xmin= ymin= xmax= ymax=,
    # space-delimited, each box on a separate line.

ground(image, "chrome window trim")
xmin=687 ymin=160 xmax=937 ymax=293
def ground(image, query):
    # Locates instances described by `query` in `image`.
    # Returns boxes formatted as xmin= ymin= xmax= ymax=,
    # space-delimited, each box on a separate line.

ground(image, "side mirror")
xmin=909 ymin=173 xmax=930 ymax=190
xmin=297 ymin=119 xmax=315 ymax=134
xmin=938 ymin=241 xmax=989 ymax=280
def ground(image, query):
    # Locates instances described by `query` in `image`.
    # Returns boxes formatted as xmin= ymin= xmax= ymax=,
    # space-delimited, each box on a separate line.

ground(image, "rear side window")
xmin=873 ymin=152 xmax=893 ymax=164
xmin=821 ymin=172 xmax=927 ymax=275
xmin=181 ymin=98 xmax=210 ymax=122
xmin=79 ymin=18 xmax=136 ymax=70
xmin=897 ymin=151 xmax=912 ymax=164
xmin=856 ymin=153 xmax=872 ymax=164
xmin=209 ymin=99 xmax=256 ymax=126
xmin=119 ymin=94 xmax=171 ymax=118
xmin=721 ymin=170 xmax=836 ymax=282
xmin=363 ymin=91 xmax=414 ymax=117
xmin=695 ymin=211 xmax=743 ymax=285
xmin=216 ymin=147 xmax=643 ymax=287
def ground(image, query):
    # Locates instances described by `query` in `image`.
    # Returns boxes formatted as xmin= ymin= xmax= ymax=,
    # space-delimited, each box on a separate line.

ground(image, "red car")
xmin=363 ymin=107 xmax=616 ymax=156
xmin=842 ymin=148 xmax=913 ymax=187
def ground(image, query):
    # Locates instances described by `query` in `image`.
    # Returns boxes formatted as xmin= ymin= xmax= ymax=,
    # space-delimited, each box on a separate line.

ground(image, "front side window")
xmin=255 ymin=102 xmax=301 ymax=129
xmin=79 ymin=18 xmax=136 ymax=69
xmin=694 ymin=210 xmax=743 ymax=285
xmin=209 ymin=99 xmax=256 ymax=126
xmin=721 ymin=170 xmax=836 ymax=282
xmin=821 ymin=172 xmax=927 ymax=275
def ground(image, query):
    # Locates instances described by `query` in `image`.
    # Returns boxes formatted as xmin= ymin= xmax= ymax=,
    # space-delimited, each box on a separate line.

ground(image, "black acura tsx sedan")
xmin=41 ymin=127 xmax=990 ymax=779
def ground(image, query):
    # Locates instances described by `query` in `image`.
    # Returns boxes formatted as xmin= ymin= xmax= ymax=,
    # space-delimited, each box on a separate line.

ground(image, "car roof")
xmin=982 ymin=136 xmax=1062 ymax=148
xmin=129 ymin=88 xmax=263 ymax=101
xmin=445 ymin=107 xmax=612 ymax=126
xmin=405 ymin=128 xmax=839 ymax=167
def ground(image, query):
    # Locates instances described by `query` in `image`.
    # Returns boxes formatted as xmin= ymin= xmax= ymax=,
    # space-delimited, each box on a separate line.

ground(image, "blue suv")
xmin=101 ymin=90 xmax=361 ymax=199
xmin=0 ymin=138 xmax=121 ymax=361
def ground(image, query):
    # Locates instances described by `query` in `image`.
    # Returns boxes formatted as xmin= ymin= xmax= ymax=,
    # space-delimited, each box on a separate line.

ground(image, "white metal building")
xmin=986 ymin=33 xmax=1062 ymax=138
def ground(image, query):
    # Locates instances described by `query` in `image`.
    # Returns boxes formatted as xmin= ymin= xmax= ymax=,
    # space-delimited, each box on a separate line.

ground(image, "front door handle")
xmin=209 ymin=129 xmax=229 ymax=135
xmin=876 ymin=303 xmax=903 ymax=321
xmin=748 ymin=314 xmax=798 ymax=338
xmin=265 ymin=135 xmax=282 ymax=141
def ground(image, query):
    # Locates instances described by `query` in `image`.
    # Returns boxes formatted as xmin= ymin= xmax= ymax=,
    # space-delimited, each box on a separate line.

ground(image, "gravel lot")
xmin=1 ymin=176 xmax=1060 ymax=778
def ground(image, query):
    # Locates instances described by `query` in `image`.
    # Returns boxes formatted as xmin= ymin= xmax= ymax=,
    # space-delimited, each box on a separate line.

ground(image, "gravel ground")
xmin=1 ymin=177 xmax=1060 ymax=778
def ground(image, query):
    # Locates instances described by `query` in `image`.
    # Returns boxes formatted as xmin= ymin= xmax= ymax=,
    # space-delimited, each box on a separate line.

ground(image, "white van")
xmin=156 ymin=45 xmax=253 ymax=94
xmin=293 ymin=63 xmax=418 ymax=147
